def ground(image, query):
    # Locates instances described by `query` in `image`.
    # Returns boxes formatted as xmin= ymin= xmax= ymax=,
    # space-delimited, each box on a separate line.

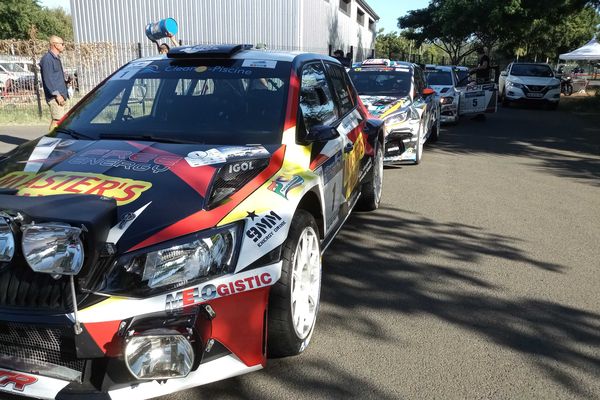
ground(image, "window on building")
xmin=357 ymin=9 xmax=365 ymax=26
xmin=339 ymin=0 xmax=351 ymax=16
xmin=368 ymin=19 xmax=375 ymax=31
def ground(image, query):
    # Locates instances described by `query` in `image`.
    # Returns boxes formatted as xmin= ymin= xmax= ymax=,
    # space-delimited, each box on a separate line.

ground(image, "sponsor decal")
xmin=267 ymin=175 xmax=304 ymax=199
xmin=245 ymin=210 xmax=286 ymax=247
xmin=192 ymin=65 xmax=252 ymax=76
xmin=165 ymin=272 xmax=274 ymax=311
xmin=69 ymin=149 xmax=181 ymax=173
xmin=343 ymin=133 xmax=365 ymax=199
xmin=0 ymin=369 xmax=37 ymax=392
xmin=185 ymin=146 xmax=269 ymax=167
xmin=359 ymin=157 xmax=373 ymax=182
xmin=241 ymin=59 xmax=277 ymax=69
xmin=337 ymin=109 xmax=362 ymax=136
xmin=320 ymin=151 xmax=343 ymax=184
xmin=228 ymin=160 xmax=256 ymax=173
xmin=0 ymin=170 xmax=152 ymax=205
xmin=464 ymin=91 xmax=485 ymax=98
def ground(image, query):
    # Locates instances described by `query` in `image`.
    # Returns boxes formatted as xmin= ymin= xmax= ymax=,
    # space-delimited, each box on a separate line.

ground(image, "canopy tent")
xmin=559 ymin=37 xmax=600 ymax=60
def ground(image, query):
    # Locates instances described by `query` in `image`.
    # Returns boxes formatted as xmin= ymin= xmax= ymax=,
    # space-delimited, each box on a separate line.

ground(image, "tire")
xmin=414 ymin=126 xmax=423 ymax=165
xmin=267 ymin=210 xmax=322 ymax=358
xmin=428 ymin=110 xmax=440 ymax=143
xmin=356 ymin=143 xmax=383 ymax=211
xmin=564 ymin=84 xmax=573 ymax=96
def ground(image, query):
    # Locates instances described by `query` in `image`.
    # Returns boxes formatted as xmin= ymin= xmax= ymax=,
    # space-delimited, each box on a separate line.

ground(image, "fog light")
xmin=0 ymin=215 xmax=15 ymax=262
xmin=125 ymin=335 xmax=194 ymax=380
xmin=21 ymin=223 xmax=84 ymax=275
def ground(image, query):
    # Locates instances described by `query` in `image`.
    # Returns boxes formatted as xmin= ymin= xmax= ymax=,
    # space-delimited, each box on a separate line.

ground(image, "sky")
xmin=367 ymin=0 xmax=429 ymax=33
xmin=38 ymin=0 xmax=429 ymax=34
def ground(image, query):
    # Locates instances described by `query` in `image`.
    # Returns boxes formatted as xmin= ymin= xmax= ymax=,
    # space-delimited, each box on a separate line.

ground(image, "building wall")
xmin=71 ymin=0 xmax=376 ymax=56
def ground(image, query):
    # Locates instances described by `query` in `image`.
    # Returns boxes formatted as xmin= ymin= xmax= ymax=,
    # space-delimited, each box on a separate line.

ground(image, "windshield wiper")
xmin=98 ymin=133 xmax=194 ymax=144
xmin=54 ymin=127 xmax=96 ymax=140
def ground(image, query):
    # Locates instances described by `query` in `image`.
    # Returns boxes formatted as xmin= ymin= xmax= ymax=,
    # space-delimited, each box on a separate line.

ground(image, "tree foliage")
xmin=397 ymin=0 xmax=600 ymax=65
xmin=0 ymin=0 xmax=72 ymax=41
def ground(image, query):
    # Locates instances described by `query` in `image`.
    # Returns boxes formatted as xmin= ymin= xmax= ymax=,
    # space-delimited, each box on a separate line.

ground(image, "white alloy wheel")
xmin=290 ymin=226 xmax=321 ymax=339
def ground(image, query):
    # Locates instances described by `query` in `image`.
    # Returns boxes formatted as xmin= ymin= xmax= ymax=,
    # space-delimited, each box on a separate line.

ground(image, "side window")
xmin=413 ymin=68 xmax=424 ymax=97
xmin=325 ymin=63 xmax=355 ymax=116
xmin=299 ymin=62 xmax=338 ymax=131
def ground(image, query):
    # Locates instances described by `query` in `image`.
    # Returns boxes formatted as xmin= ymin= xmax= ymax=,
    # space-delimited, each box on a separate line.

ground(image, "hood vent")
xmin=205 ymin=158 xmax=270 ymax=210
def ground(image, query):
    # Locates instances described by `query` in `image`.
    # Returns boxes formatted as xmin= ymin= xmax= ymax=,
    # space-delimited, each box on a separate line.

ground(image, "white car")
xmin=499 ymin=62 xmax=561 ymax=109
xmin=425 ymin=65 xmax=460 ymax=124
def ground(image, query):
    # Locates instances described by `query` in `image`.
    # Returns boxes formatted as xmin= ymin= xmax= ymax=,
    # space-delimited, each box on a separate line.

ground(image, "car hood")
xmin=0 ymin=136 xmax=281 ymax=252
xmin=359 ymin=95 xmax=410 ymax=118
xmin=508 ymin=76 xmax=560 ymax=86
xmin=430 ymin=85 xmax=453 ymax=95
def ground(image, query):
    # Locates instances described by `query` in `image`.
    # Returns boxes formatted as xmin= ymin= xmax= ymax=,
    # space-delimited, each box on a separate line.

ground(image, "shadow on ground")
xmin=173 ymin=205 xmax=597 ymax=400
xmin=433 ymin=107 xmax=600 ymax=186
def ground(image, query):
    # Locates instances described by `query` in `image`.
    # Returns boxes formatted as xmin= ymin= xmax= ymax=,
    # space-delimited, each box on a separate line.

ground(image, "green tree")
xmin=0 ymin=0 xmax=73 ymax=40
xmin=375 ymin=29 xmax=411 ymax=59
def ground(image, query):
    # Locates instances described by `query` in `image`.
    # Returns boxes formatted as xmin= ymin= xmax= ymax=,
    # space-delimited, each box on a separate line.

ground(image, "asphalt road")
xmin=1 ymin=105 xmax=599 ymax=399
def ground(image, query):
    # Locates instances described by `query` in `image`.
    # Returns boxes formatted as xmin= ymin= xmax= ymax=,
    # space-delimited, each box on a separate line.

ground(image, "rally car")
xmin=348 ymin=59 xmax=440 ymax=165
xmin=425 ymin=65 xmax=461 ymax=124
xmin=0 ymin=44 xmax=384 ymax=399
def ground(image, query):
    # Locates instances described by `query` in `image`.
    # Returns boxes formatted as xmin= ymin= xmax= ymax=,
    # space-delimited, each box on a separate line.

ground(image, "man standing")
xmin=40 ymin=36 xmax=69 ymax=130
xmin=473 ymin=47 xmax=490 ymax=83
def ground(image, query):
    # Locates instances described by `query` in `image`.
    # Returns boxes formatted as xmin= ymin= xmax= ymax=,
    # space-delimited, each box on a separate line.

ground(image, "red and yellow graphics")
xmin=0 ymin=170 xmax=151 ymax=205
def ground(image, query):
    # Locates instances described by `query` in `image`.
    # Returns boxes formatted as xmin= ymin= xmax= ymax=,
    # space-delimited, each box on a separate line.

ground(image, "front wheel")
xmin=428 ymin=110 xmax=441 ymax=143
xmin=267 ymin=210 xmax=322 ymax=358
xmin=564 ymin=83 xmax=573 ymax=96
xmin=414 ymin=127 xmax=423 ymax=165
xmin=356 ymin=143 xmax=383 ymax=211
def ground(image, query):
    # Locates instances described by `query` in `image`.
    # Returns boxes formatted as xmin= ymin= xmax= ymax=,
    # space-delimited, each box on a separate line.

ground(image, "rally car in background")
xmin=348 ymin=59 xmax=440 ymax=165
xmin=0 ymin=44 xmax=384 ymax=399
xmin=425 ymin=65 xmax=461 ymax=124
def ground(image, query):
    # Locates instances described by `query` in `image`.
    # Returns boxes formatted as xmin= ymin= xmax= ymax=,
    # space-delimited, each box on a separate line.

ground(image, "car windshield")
xmin=425 ymin=70 xmax=452 ymax=86
xmin=0 ymin=62 xmax=27 ymax=73
xmin=511 ymin=64 xmax=554 ymax=77
xmin=61 ymin=58 xmax=291 ymax=145
xmin=348 ymin=69 xmax=412 ymax=97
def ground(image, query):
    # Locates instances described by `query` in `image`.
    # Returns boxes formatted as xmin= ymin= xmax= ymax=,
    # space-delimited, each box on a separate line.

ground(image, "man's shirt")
xmin=40 ymin=51 xmax=68 ymax=101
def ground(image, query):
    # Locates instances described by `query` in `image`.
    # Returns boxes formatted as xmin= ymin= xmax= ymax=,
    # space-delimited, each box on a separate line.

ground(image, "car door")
xmin=412 ymin=66 xmax=431 ymax=138
xmin=298 ymin=62 xmax=346 ymax=235
xmin=324 ymin=62 xmax=367 ymax=209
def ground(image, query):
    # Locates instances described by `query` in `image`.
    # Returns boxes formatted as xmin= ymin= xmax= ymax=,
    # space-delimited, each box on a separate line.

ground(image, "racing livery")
xmin=0 ymin=45 xmax=384 ymax=399
xmin=425 ymin=65 xmax=461 ymax=124
xmin=348 ymin=59 xmax=440 ymax=165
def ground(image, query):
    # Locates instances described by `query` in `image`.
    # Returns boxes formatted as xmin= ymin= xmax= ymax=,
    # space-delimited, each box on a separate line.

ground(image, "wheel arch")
xmin=296 ymin=189 xmax=324 ymax=239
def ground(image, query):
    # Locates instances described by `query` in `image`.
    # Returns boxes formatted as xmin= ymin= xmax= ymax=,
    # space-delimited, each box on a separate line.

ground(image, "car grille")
xmin=0 ymin=260 xmax=73 ymax=311
xmin=0 ymin=322 xmax=85 ymax=381
xmin=525 ymin=85 xmax=546 ymax=92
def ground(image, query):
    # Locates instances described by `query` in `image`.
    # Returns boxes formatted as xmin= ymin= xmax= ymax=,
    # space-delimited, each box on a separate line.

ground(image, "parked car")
xmin=499 ymin=62 xmax=561 ymax=109
xmin=0 ymin=59 xmax=35 ymax=92
xmin=348 ymin=58 xmax=440 ymax=165
xmin=425 ymin=65 xmax=461 ymax=124
xmin=0 ymin=44 xmax=384 ymax=399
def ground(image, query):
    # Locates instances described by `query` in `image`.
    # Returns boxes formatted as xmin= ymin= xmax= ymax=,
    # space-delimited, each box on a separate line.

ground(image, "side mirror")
xmin=305 ymin=124 xmax=339 ymax=143
xmin=422 ymin=88 xmax=435 ymax=96
xmin=500 ymin=71 xmax=507 ymax=77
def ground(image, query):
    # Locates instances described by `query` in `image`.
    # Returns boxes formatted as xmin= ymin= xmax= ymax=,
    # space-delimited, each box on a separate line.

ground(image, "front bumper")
xmin=384 ymin=128 xmax=418 ymax=164
xmin=505 ymin=87 xmax=560 ymax=103
xmin=0 ymin=263 xmax=281 ymax=399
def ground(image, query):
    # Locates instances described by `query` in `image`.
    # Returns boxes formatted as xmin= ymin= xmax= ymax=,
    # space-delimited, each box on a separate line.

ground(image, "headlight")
xmin=0 ymin=214 xmax=15 ymax=262
xmin=548 ymin=84 xmax=560 ymax=90
xmin=506 ymin=81 xmax=524 ymax=89
xmin=21 ymin=223 xmax=84 ymax=275
xmin=101 ymin=223 xmax=242 ymax=296
xmin=440 ymin=96 xmax=454 ymax=104
xmin=385 ymin=110 xmax=409 ymax=126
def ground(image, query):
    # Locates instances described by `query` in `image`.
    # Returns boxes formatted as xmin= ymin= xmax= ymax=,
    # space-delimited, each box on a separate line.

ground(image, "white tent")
xmin=559 ymin=37 xmax=600 ymax=60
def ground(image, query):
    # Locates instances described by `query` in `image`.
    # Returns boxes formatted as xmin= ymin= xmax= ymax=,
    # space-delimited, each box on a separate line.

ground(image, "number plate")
xmin=527 ymin=93 xmax=543 ymax=98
